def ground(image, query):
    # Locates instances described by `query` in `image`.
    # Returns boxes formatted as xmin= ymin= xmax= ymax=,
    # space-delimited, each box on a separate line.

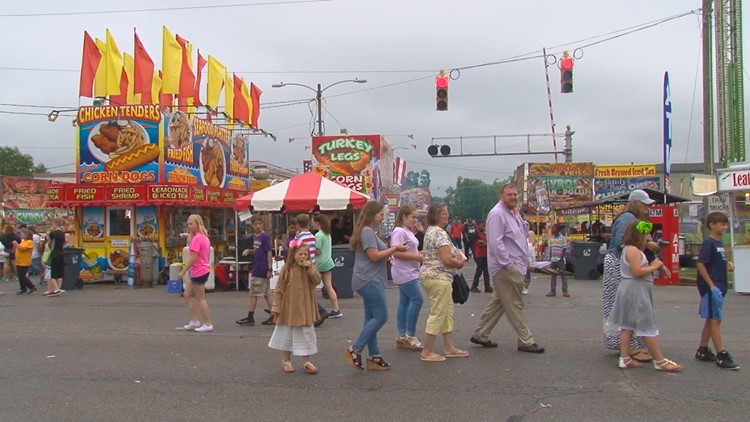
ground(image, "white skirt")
xmin=268 ymin=324 xmax=318 ymax=356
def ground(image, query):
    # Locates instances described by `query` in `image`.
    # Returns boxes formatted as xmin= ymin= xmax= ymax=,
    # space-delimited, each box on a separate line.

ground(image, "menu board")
xmin=77 ymin=105 xmax=161 ymax=184
xmin=163 ymin=112 xmax=249 ymax=191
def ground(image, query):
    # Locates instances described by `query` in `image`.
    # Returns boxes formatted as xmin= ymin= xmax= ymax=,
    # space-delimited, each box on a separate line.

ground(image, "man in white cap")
xmin=628 ymin=189 xmax=655 ymax=205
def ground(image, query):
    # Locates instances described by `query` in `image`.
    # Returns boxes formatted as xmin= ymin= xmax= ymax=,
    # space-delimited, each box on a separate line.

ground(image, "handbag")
xmin=452 ymin=272 xmax=470 ymax=304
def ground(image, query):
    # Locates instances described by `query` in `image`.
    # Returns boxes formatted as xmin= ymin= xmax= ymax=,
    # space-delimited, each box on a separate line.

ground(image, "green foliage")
xmin=443 ymin=176 xmax=513 ymax=221
xmin=0 ymin=147 xmax=47 ymax=176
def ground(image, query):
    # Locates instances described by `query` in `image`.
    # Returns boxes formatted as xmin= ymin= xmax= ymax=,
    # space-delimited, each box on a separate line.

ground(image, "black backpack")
xmin=451 ymin=272 xmax=470 ymax=304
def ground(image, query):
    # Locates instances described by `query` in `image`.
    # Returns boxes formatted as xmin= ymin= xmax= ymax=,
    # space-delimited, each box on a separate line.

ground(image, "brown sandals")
xmin=366 ymin=356 xmax=391 ymax=371
xmin=343 ymin=347 xmax=364 ymax=370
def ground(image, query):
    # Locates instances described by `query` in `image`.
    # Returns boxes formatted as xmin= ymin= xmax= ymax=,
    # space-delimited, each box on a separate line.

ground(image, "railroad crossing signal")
xmin=436 ymin=70 xmax=449 ymax=111
xmin=560 ymin=51 xmax=574 ymax=93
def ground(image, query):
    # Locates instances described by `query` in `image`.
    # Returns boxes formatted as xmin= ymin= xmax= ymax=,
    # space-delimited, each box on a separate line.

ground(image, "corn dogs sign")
xmin=312 ymin=135 xmax=381 ymax=194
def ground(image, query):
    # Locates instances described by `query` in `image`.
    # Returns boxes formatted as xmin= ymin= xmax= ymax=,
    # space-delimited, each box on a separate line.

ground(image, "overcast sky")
xmin=0 ymin=0 xmax=746 ymax=195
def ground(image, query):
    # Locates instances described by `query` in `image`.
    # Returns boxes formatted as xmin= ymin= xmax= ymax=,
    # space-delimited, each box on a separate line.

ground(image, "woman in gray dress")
xmin=607 ymin=219 xmax=682 ymax=372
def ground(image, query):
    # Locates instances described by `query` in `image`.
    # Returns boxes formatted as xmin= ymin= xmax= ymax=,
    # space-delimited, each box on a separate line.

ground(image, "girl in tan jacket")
xmin=268 ymin=240 xmax=322 ymax=374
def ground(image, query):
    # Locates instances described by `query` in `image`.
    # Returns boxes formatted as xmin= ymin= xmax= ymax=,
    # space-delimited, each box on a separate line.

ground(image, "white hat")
xmin=628 ymin=189 xmax=655 ymax=205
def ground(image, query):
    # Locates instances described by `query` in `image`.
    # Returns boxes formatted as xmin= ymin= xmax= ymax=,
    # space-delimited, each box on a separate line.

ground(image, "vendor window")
xmin=108 ymin=208 xmax=132 ymax=236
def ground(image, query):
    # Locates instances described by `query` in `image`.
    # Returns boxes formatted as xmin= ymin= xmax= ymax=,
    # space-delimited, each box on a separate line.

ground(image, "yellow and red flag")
xmin=206 ymin=55 xmax=225 ymax=110
xmin=148 ymin=71 xmax=162 ymax=105
xmin=194 ymin=51 xmax=207 ymax=106
xmin=175 ymin=34 xmax=195 ymax=99
xmin=94 ymin=38 xmax=107 ymax=98
xmin=233 ymin=74 xmax=250 ymax=125
xmin=250 ymin=83 xmax=263 ymax=128
xmin=224 ymin=72 xmax=234 ymax=129
xmin=110 ymin=53 xmax=136 ymax=105
xmin=133 ymin=30 xmax=154 ymax=97
xmin=104 ymin=29 xmax=123 ymax=96
xmin=158 ymin=70 xmax=174 ymax=110
xmin=79 ymin=31 xmax=102 ymax=98
xmin=161 ymin=26 xmax=182 ymax=94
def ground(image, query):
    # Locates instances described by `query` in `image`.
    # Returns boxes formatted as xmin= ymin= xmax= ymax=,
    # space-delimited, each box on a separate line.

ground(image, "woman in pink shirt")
xmin=177 ymin=214 xmax=214 ymax=333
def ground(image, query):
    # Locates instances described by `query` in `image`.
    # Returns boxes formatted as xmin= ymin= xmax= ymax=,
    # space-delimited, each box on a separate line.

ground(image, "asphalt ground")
xmin=1 ymin=262 xmax=748 ymax=422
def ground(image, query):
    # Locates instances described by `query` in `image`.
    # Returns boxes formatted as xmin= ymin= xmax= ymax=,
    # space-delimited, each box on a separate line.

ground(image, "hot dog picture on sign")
xmin=77 ymin=105 xmax=161 ymax=184
xmin=312 ymin=135 xmax=381 ymax=194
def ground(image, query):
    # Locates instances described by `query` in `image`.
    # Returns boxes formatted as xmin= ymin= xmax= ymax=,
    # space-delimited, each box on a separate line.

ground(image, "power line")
xmin=0 ymin=0 xmax=331 ymax=17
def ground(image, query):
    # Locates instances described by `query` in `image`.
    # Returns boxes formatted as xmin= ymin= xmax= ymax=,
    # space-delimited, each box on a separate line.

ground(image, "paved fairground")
xmin=1 ymin=261 xmax=748 ymax=422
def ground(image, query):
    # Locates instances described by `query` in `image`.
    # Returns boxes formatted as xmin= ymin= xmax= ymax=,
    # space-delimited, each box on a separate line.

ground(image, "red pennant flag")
xmin=133 ymin=30 xmax=154 ymax=97
xmin=232 ymin=74 xmax=250 ymax=124
xmin=250 ymin=83 xmax=263 ymax=128
xmin=175 ymin=34 xmax=195 ymax=99
xmin=79 ymin=31 xmax=102 ymax=97
xmin=194 ymin=51 xmax=206 ymax=107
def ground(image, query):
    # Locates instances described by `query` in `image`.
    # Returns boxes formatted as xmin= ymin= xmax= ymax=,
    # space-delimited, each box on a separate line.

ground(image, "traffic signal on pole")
xmin=436 ymin=70 xmax=449 ymax=111
xmin=427 ymin=144 xmax=451 ymax=156
xmin=560 ymin=52 xmax=574 ymax=94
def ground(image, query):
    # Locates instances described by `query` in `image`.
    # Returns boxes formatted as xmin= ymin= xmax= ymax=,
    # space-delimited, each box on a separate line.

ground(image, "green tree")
xmin=418 ymin=169 xmax=431 ymax=187
xmin=0 ymin=147 xmax=47 ymax=176
xmin=444 ymin=176 xmax=512 ymax=221
xmin=403 ymin=170 xmax=420 ymax=188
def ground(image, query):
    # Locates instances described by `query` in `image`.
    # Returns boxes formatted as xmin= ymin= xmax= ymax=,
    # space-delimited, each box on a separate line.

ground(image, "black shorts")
xmin=191 ymin=273 xmax=209 ymax=285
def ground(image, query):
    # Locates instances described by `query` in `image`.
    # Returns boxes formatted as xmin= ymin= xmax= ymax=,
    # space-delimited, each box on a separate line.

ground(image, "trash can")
xmin=571 ymin=241 xmax=601 ymax=280
xmin=325 ymin=245 xmax=354 ymax=299
xmin=62 ymin=247 xmax=86 ymax=290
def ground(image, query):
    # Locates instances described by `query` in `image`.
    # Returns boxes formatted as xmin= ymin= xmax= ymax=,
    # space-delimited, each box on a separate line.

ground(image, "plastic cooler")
xmin=166 ymin=280 xmax=183 ymax=293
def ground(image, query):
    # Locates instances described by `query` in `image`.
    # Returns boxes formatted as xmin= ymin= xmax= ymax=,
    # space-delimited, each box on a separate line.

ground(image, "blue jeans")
xmin=550 ymin=259 xmax=568 ymax=293
xmin=396 ymin=279 xmax=424 ymax=337
xmin=353 ymin=281 xmax=388 ymax=356
xmin=31 ymin=257 xmax=43 ymax=276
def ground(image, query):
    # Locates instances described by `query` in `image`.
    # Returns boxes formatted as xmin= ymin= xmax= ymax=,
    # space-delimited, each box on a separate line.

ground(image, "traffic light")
xmin=560 ymin=51 xmax=574 ymax=93
xmin=435 ymin=70 xmax=449 ymax=111
xmin=427 ymin=144 xmax=451 ymax=156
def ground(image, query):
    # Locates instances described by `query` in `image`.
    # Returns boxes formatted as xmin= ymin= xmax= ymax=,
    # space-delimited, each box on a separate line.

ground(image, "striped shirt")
xmin=548 ymin=235 xmax=567 ymax=262
xmin=295 ymin=230 xmax=317 ymax=263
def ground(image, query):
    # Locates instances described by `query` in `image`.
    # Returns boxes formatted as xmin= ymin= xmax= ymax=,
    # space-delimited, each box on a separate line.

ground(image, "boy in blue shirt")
xmin=695 ymin=211 xmax=739 ymax=369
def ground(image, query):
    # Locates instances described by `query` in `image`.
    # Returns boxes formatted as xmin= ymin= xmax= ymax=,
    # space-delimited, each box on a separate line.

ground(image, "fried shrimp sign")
xmin=312 ymin=135 xmax=382 ymax=194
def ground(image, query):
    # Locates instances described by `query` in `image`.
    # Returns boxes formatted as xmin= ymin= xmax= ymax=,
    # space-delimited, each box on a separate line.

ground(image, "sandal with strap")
xmin=629 ymin=350 xmax=654 ymax=363
xmin=618 ymin=356 xmax=643 ymax=369
xmin=366 ymin=356 xmax=392 ymax=371
xmin=302 ymin=361 xmax=318 ymax=374
xmin=282 ymin=360 xmax=295 ymax=373
xmin=654 ymin=358 xmax=683 ymax=372
xmin=343 ymin=347 xmax=363 ymax=370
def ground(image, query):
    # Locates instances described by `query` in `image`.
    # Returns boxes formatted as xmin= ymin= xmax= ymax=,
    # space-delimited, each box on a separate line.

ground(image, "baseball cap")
xmin=628 ymin=189 xmax=655 ymax=205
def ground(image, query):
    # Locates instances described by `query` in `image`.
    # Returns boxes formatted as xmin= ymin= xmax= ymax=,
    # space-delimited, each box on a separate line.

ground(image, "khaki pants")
xmin=472 ymin=268 xmax=535 ymax=347
xmin=422 ymin=278 xmax=454 ymax=335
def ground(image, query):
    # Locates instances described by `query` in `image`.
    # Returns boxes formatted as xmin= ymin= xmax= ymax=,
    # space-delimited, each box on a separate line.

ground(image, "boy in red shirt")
xmin=470 ymin=222 xmax=491 ymax=293
xmin=450 ymin=219 xmax=464 ymax=249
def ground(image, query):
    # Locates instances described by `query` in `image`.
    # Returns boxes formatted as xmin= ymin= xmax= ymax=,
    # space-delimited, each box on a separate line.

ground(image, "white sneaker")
xmin=178 ymin=320 xmax=201 ymax=331
xmin=195 ymin=324 xmax=214 ymax=333
xmin=521 ymin=288 xmax=528 ymax=295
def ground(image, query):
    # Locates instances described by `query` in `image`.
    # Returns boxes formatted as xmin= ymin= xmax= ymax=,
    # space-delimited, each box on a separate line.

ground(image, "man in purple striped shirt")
xmin=470 ymin=184 xmax=545 ymax=353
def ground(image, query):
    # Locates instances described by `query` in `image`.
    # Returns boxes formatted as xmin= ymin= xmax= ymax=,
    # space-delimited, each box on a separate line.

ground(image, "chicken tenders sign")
xmin=312 ymin=135 xmax=381 ymax=194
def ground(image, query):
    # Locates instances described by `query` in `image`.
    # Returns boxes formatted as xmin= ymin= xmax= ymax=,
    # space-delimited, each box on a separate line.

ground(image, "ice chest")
xmin=166 ymin=279 xmax=183 ymax=293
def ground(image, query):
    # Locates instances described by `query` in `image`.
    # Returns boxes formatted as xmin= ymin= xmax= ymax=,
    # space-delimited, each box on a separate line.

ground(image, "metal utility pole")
xmin=316 ymin=83 xmax=323 ymax=136
xmin=564 ymin=125 xmax=574 ymax=163
xmin=702 ymin=0 xmax=715 ymax=176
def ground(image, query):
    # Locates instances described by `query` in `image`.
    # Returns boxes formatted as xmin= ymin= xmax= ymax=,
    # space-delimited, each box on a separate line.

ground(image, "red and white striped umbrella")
xmin=234 ymin=171 xmax=371 ymax=212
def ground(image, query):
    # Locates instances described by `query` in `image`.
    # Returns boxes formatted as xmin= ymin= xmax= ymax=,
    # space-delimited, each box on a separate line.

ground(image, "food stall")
xmin=716 ymin=164 xmax=750 ymax=293
xmin=45 ymin=105 xmax=249 ymax=285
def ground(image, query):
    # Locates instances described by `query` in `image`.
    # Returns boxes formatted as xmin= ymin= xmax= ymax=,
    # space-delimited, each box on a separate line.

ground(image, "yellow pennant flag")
xmin=94 ymin=38 xmax=107 ymax=98
xmin=123 ymin=53 xmax=140 ymax=104
xmin=161 ymin=26 xmax=182 ymax=94
xmin=151 ymin=71 xmax=162 ymax=105
xmin=206 ymin=55 xmax=225 ymax=110
xmin=224 ymin=72 xmax=234 ymax=129
xmin=105 ymin=29 xmax=123 ymax=96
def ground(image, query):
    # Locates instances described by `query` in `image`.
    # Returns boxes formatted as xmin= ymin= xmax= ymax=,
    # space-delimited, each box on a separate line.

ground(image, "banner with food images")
xmin=593 ymin=164 xmax=659 ymax=200
xmin=526 ymin=162 xmax=594 ymax=210
xmin=312 ymin=135 xmax=381 ymax=194
xmin=82 ymin=206 xmax=105 ymax=243
xmin=135 ymin=206 xmax=158 ymax=241
xmin=163 ymin=113 xmax=245 ymax=190
xmin=77 ymin=105 xmax=161 ymax=184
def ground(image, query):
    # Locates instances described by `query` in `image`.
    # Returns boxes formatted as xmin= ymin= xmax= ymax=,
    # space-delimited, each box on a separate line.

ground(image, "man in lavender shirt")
xmin=470 ymin=184 xmax=545 ymax=353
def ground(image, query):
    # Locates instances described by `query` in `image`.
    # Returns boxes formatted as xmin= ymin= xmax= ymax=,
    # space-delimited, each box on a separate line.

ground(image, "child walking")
xmin=607 ymin=219 xmax=682 ymax=372
xmin=268 ymin=241 xmax=322 ymax=374
xmin=14 ymin=228 xmax=37 ymax=294
xmin=694 ymin=212 xmax=740 ymax=369
xmin=546 ymin=224 xmax=569 ymax=297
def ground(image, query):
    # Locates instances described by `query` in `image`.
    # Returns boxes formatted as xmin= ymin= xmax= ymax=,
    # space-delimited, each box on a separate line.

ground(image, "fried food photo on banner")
xmin=91 ymin=120 xmax=146 ymax=159
xmin=232 ymin=135 xmax=246 ymax=162
xmin=168 ymin=111 xmax=191 ymax=148
xmin=201 ymin=138 xmax=225 ymax=187
xmin=316 ymin=150 xmax=371 ymax=176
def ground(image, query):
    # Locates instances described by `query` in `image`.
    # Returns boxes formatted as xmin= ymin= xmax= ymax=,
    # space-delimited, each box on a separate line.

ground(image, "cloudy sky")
xmin=0 ymin=0 xmax=745 ymax=195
